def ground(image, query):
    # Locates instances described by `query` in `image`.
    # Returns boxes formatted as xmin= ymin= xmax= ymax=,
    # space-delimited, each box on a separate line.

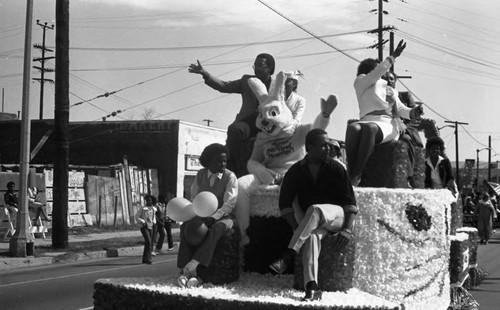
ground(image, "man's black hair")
xmin=199 ymin=143 xmax=229 ymax=168
xmin=256 ymin=53 xmax=275 ymax=75
xmin=305 ymin=128 xmax=328 ymax=152
xmin=7 ymin=181 xmax=15 ymax=188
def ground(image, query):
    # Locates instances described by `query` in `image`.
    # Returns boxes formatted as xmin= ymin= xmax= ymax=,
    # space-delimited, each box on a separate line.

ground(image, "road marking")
xmin=0 ymin=257 xmax=177 ymax=288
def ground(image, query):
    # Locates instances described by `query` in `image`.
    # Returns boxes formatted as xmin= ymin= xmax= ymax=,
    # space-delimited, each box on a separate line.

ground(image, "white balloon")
xmin=192 ymin=191 xmax=218 ymax=217
xmin=166 ymin=197 xmax=196 ymax=222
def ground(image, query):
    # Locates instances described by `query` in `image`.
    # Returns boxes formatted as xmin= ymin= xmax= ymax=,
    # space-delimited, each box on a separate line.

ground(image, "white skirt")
xmin=355 ymin=114 xmax=400 ymax=143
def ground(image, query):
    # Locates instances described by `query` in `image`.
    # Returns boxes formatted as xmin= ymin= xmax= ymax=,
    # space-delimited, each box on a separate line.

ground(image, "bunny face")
xmin=256 ymin=99 xmax=293 ymax=136
xmin=249 ymin=71 xmax=295 ymax=137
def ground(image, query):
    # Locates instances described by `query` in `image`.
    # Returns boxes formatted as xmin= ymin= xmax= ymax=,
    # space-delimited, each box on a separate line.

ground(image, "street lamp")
xmin=437 ymin=125 xmax=454 ymax=131
xmin=476 ymin=147 xmax=490 ymax=192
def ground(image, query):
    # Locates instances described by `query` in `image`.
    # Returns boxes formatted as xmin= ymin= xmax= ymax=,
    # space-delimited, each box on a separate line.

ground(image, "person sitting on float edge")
xmin=269 ymin=128 xmax=357 ymax=302
xmin=345 ymin=39 xmax=423 ymax=186
xmin=176 ymin=143 xmax=238 ymax=288
xmin=4 ymin=181 xmax=19 ymax=216
xmin=188 ymin=54 xmax=275 ymax=178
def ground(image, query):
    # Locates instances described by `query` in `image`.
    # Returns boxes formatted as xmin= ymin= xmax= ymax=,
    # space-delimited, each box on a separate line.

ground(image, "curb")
xmin=0 ymin=244 xmax=178 ymax=272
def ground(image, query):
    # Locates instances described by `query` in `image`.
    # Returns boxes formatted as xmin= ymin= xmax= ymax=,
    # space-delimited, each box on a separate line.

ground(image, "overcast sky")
xmin=1 ymin=0 xmax=500 ymax=165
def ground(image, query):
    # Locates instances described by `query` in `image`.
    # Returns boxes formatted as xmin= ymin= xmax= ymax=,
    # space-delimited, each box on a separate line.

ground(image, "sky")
xmin=1 ymin=0 xmax=500 ymax=168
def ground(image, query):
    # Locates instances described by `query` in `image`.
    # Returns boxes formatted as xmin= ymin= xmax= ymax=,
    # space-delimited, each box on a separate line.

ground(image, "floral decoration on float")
xmin=352 ymin=187 xmax=454 ymax=310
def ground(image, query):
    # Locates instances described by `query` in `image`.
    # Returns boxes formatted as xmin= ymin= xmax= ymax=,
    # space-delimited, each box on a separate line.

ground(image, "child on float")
xmin=135 ymin=194 xmax=156 ymax=265
xmin=176 ymin=143 xmax=238 ymax=288
xmin=345 ymin=40 xmax=423 ymax=186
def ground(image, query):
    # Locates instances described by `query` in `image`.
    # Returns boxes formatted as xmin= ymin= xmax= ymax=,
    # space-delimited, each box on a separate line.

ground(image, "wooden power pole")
xmin=53 ymin=0 xmax=70 ymax=249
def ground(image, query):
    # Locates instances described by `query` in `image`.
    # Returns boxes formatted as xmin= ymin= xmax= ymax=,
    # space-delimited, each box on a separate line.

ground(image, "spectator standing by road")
xmin=135 ymin=194 xmax=156 ymax=264
xmin=475 ymin=193 xmax=497 ymax=244
xmin=154 ymin=193 xmax=175 ymax=253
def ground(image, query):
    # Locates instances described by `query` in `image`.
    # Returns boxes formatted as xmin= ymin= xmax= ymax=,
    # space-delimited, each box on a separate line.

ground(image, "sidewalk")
xmin=0 ymin=228 xmax=180 ymax=272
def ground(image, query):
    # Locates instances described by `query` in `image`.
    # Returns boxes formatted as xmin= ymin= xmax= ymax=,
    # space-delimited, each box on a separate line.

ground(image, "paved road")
xmin=470 ymin=230 xmax=500 ymax=310
xmin=0 ymin=252 xmax=179 ymax=310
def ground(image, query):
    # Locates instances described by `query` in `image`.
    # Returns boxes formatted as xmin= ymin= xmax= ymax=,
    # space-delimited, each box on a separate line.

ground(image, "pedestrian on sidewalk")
xmin=475 ymin=193 xmax=497 ymax=244
xmin=153 ymin=193 xmax=175 ymax=254
xmin=135 ymin=194 xmax=156 ymax=264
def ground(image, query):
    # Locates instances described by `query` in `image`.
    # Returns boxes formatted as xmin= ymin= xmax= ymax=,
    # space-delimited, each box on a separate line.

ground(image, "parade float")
xmin=93 ymin=72 xmax=476 ymax=310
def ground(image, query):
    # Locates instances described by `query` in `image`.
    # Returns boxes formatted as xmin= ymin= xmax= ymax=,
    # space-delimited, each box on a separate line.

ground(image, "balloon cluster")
xmin=166 ymin=191 xmax=219 ymax=246
xmin=166 ymin=191 xmax=218 ymax=222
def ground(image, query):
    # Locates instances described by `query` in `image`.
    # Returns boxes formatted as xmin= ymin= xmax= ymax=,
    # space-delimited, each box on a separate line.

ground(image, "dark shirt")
xmin=4 ymin=192 xmax=18 ymax=207
xmin=203 ymin=73 xmax=271 ymax=124
xmin=424 ymin=156 xmax=454 ymax=189
xmin=279 ymin=156 xmax=356 ymax=215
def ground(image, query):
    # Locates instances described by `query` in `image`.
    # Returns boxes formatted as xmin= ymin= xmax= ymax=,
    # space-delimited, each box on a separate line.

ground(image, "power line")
xmin=256 ymin=0 xmax=360 ymax=63
xmin=48 ymin=30 xmax=372 ymax=52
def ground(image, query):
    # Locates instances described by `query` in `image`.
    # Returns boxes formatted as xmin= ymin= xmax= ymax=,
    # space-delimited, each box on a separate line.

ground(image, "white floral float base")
xmin=94 ymin=273 xmax=400 ymax=310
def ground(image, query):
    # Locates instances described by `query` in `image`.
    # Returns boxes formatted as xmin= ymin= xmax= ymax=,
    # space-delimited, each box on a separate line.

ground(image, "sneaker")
xmin=167 ymin=246 xmax=175 ymax=251
xmin=176 ymin=275 xmax=188 ymax=288
xmin=151 ymin=251 xmax=157 ymax=256
xmin=186 ymin=277 xmax=202 ymax=288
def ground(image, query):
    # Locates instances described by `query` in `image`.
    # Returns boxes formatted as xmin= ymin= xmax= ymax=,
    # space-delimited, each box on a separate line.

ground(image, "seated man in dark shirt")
xmin=4 ymin=181 xmax=19 ymax=216
xmin=269 ymin=129 xmax=357 ymax=301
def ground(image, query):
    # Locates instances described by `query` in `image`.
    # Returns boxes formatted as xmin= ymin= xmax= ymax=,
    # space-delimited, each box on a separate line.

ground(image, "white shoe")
xmin=186 ymin=277 xmax=202 ymax=288
xmin=167 ymin=246 xmax=175 ymax=251
xmin=151 ymin=251 xmax=157 ymax=256
xmin=176 ymin=275 xmax=188 ymax=288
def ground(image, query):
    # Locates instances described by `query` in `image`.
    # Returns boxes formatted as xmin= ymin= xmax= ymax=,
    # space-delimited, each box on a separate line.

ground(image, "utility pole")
xmin=488 ymin=135 xmax=492 ymax=181
xmin=378 ymin=0 xmax=385 ymax=61
xmin=10 ymin=0 xmax=35 ymax=257
xmin=53 ymin=0 xmax=70 ymax=249
xmin=33 ymin=20 xmax=55 ymax=120
xmin=445 ymin=120 xmax=469 ymax=191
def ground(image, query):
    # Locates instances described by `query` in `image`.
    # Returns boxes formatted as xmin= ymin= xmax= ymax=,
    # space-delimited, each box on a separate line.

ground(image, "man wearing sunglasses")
xmin=189 ymin=53 xmax=275 ymax=178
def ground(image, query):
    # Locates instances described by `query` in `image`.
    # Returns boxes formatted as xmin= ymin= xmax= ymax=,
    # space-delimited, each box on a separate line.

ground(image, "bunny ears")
xmin=248 ymin=71 xmax=286 ymax=105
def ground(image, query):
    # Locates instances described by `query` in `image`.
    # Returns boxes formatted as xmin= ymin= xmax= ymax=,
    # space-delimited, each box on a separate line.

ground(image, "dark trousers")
xmin=177 ymin=218 xmax=233 ymax=268
xmin=140 ymin=226 xmax=153 ymax=263
xmin=227 ymin=120 xmax=258 ymax=178
xmin=164 ymin=221 xmax=174 ymax=248
xmin=153 ymin=222 xmax=171 ymax=250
